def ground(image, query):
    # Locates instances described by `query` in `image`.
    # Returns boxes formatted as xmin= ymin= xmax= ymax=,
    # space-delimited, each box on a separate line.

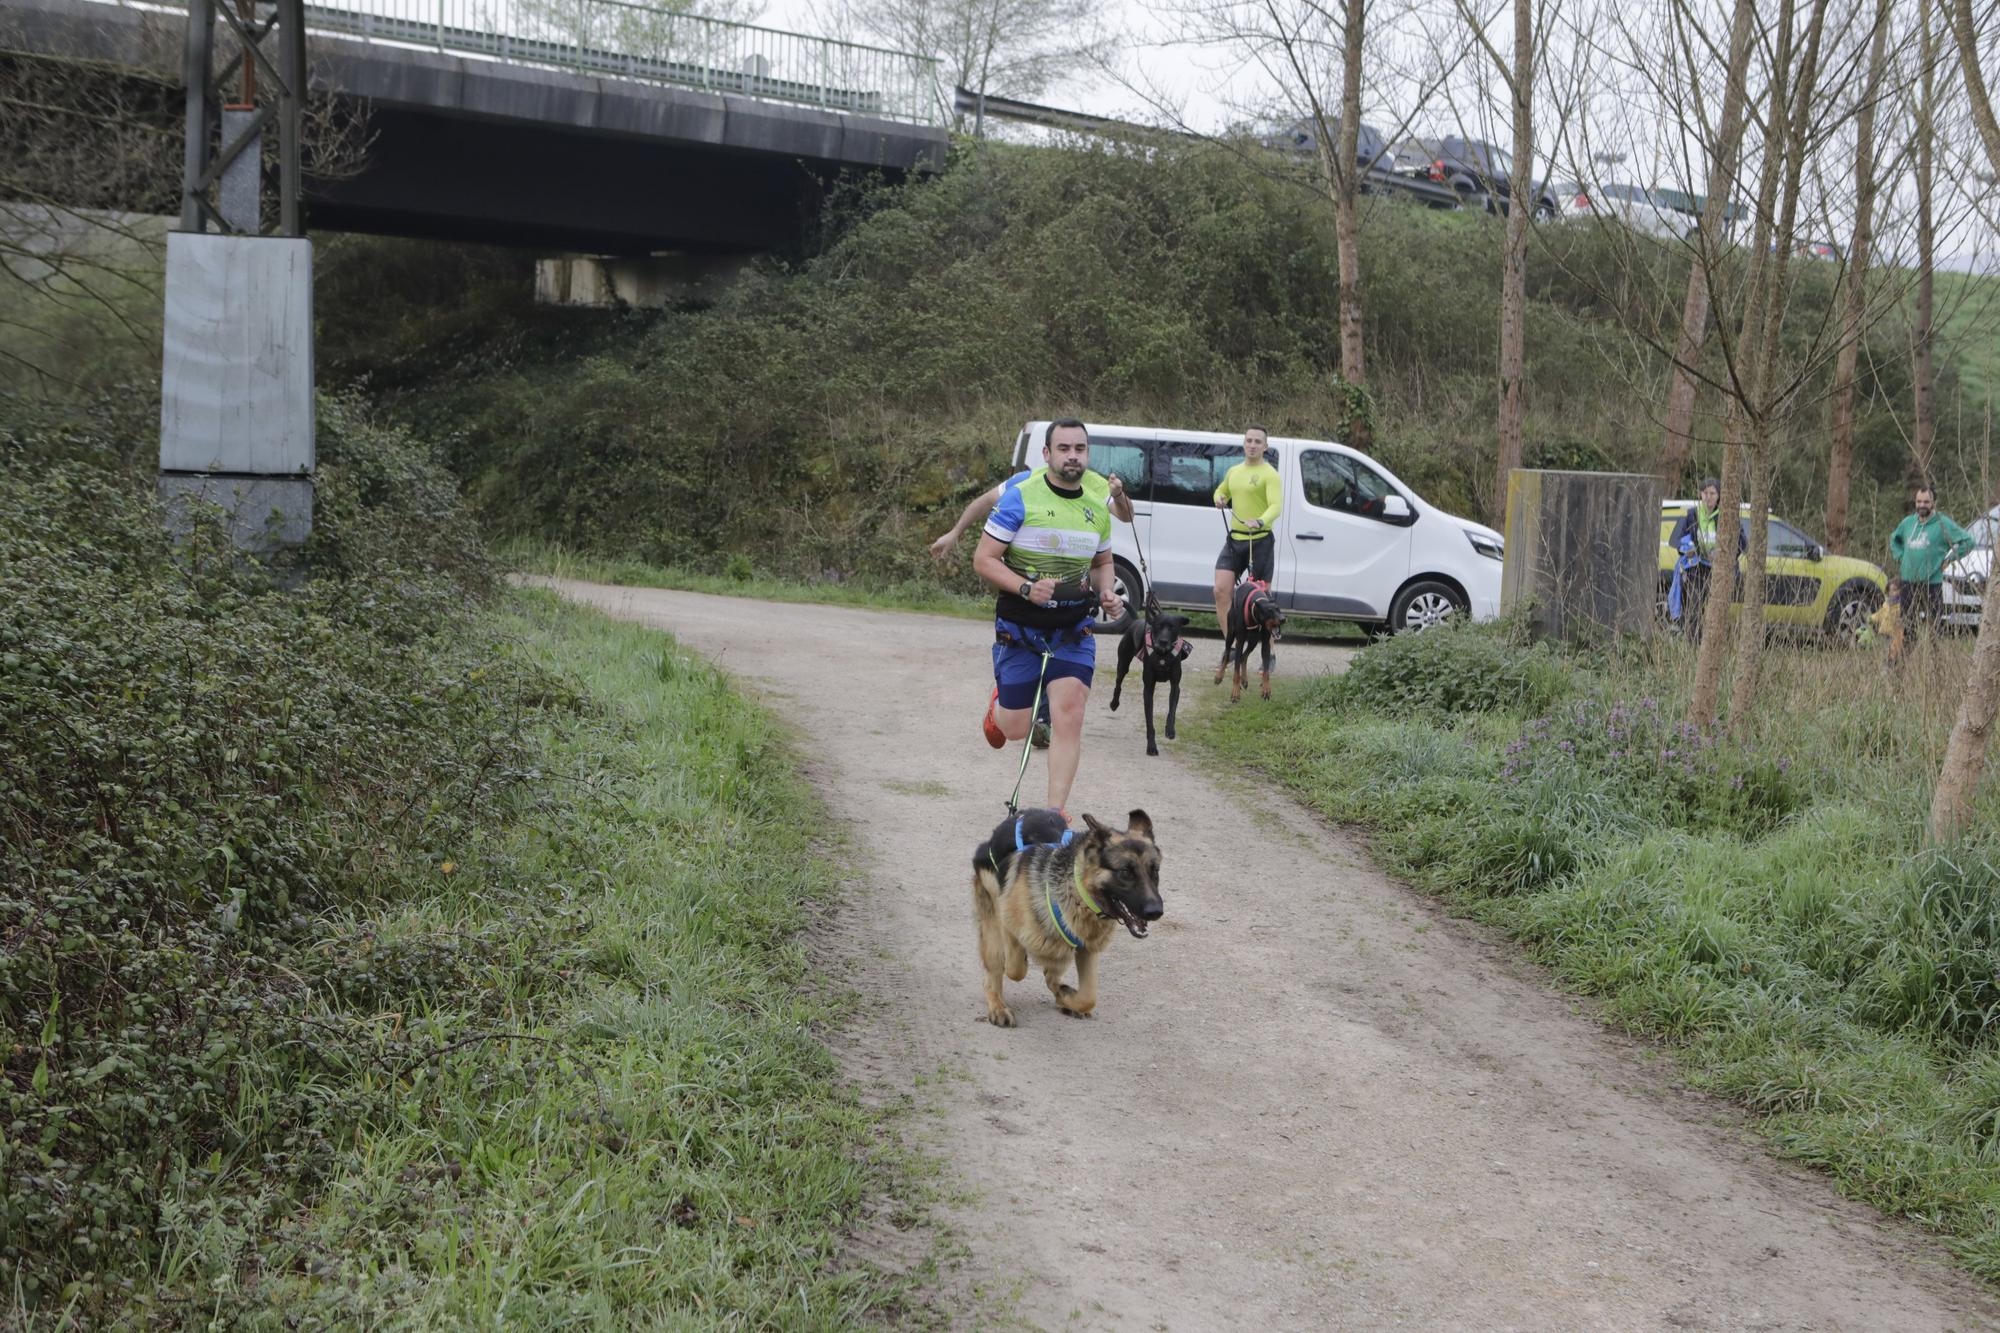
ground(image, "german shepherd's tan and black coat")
xmin=971 ymin=809 xmax=1164 ymax=1026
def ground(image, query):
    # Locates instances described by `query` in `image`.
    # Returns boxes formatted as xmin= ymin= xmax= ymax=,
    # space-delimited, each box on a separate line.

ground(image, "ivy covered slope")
xmin=320 ymin=139 xmax=1977 ymax=585
xmin=0 ymin=399 xmax=919 ymax=1325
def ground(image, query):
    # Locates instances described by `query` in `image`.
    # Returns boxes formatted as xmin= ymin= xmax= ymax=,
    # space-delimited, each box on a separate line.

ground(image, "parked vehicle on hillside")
xmin=1011 ymin=422 xmax=1504 ymax=636
xmin=1648 ymin=187 xmax=1751 ymax=235
xmin=1268 ymin=118 xmax=1399 ymax=174
xmin=1398 ymin=135 xmax=1556 ymax=216
xmin=1555 ymin=182 xmax=1686 ymax=239
xmin=1943 ymin=505 xmax=1996 ymax=630
xmin=1655 ymin=501 xmax=1886 ymax=638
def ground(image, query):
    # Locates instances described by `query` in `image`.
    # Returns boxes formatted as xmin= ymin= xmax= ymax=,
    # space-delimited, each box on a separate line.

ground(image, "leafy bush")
xmin=0 ymin=406 xmax=570 ymax=1310
xmin=1499 ymin=696 xmax=1808 ymax=838
xmin=1331 ymin=620 xmax=1575 ymax=718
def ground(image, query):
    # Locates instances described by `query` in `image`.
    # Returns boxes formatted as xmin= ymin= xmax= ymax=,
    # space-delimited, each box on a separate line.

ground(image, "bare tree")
xmin=1911 ymin=0 xmax=1940 ymax=485
xmin=1656 ymin=0 xmax=1758 ymax=490
xmin=1449 ymin=0 xmax=1544 ymax=524
xmin=1822 ymin=0 xmax=1893 ymax=555
xmin=1253 ymin=0 xmax=1375 ymax=448
xmin=823 ymin=0 xmax=1114 ymax=125
xmin=1930 ymin=0 xmax=2000 ymax=842
xmin=1690 ymin=0 xmax=1836 ymax=729
xmin=1725 ymin=0 xmax=1833 ymax=734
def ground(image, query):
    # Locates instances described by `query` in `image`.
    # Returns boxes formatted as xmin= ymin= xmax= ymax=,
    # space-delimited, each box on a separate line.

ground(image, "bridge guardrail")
xmin=117 ymin=0 xmax=944 ymax=125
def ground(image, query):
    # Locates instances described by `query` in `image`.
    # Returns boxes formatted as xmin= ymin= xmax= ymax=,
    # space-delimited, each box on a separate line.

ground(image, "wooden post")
xmin=1501 ymin=469 xmax=1662 ymax=643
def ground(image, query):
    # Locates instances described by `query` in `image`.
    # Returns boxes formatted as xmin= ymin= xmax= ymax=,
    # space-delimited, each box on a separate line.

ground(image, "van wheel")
xmin=1097 ymin=559 xmax=1141 ymax=635
xmin=1390 ymin=580 xmax=1466 ymax=633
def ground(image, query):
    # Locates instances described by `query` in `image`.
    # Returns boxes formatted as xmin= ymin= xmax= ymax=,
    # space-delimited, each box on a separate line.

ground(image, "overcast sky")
xmin=760 ymin=0 xmax=1997 ymax=272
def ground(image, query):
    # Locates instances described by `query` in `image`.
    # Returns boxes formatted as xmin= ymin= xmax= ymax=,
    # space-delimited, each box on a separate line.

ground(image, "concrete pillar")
xmin=534 ymin=253 xmax=752 ymax=308
xmin=158 ymin=232 xmax=315 ymax=558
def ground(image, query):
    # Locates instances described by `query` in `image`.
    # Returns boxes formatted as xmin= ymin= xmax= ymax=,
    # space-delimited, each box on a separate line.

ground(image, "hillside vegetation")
xmin=0 ymin=399 xmax=917 ymax=1324
xmin=309 ymin=139 xmax=1997 ymax=582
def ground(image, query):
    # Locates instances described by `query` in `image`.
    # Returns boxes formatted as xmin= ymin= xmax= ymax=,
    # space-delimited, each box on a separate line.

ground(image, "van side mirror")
xmin=1380 ymin=494 xmax=1412 ymax=520
xmin=1809 ymin=544 xmax=1824 ymax=562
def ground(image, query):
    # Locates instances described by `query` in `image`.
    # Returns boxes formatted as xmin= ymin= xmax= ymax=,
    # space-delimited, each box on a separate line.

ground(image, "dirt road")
xmin=536 ymin=578 xmax=1995 ymax=1332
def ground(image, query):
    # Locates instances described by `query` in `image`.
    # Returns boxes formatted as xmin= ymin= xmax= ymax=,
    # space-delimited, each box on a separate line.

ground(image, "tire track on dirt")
xmin=533 ymin=578 xmax=1996 ymax=1332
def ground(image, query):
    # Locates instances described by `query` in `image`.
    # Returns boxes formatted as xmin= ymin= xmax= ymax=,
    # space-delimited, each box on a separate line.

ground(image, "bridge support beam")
xmin=534 ymin=253 xmax=752 ymax=308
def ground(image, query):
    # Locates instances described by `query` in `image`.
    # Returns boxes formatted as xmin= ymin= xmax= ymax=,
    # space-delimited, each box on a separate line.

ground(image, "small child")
xmin=1867 ymin=577 xmax=1902 ymax=662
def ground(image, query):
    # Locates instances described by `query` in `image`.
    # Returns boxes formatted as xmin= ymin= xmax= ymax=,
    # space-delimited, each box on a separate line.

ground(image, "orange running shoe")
xmin=982 ymin=687 xmax=1006 ymax=749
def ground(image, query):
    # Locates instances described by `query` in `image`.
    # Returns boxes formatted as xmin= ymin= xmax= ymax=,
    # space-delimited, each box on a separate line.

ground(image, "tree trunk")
xmin=1728 ymin=0 xmax=1828 ymax=733
xmin=1335 ymin=0 xmax=1370 ymax=451
xmin=1690 ymin=429 xmax=1743 ymax=725
xmin=1729 ymin=443 xmax=1772 ymax=735
xmin=1927 ymin=0 xmax=2000 ymax=841
xmin=1657 ymin=0 xmax=1759 ymax=488
xmin=1913 ymin=0 xmax=1938 ymax=485
xmin=1491 ymin=0 xmax=1532 ymax=525
xmin=1825 ymin=0 xmax=1892 ymax=556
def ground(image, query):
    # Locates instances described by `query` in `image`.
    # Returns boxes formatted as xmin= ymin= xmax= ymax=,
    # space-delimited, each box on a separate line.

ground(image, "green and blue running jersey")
xmin=985 ymin=469 xmax=1113 ymax=627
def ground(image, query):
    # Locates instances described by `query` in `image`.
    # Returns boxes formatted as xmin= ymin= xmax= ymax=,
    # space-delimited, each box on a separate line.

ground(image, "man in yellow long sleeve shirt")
xmin=1211 ymin=425 xmax=1282 ymax=629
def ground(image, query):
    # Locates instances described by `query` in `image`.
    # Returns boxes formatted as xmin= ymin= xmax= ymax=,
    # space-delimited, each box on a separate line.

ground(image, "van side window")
xmin=1156 ymin=442 xmax=1242 ymax=506
xmin=1090 ymin=437 xmax=1150 ymax=502
xmin=1302 ymin=449 xmax=1398 ymax=519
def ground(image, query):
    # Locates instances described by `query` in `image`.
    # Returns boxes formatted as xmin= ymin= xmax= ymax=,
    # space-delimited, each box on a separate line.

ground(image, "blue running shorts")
xmin=992 ymin=616 xmax=1096 ymax=709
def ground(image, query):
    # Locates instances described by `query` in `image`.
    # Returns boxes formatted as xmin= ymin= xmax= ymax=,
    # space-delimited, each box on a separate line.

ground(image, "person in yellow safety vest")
xmin=1211 ymin=425 xmax=1282 ymax=632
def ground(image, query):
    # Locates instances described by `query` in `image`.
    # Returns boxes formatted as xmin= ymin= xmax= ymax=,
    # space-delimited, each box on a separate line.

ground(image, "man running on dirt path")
xmin=1211 ymin=425 xmax=1281 ymax=631
xmin=929 ymin=455 xmax=1133 ymax=559
xmin=970 ymin=419 xmax=1123 ymax=819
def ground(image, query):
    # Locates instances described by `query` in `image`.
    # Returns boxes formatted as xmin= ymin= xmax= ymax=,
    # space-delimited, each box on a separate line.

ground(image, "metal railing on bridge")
xmin=306 ymin=0 xmax=940 ymax=124
xmin=192 ymin=0 xmax=943 ymax=125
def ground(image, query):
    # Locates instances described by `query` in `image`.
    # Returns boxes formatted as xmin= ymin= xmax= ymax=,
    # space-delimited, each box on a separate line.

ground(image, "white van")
xmin=1011 ymin=421 xmax=1504 ymax=635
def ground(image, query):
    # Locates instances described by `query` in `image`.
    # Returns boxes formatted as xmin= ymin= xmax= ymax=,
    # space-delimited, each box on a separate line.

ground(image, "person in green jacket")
xmin=1211 ymin=425 xmax=1282 ymax=630
xmin=1888 ymin=485 xmax=1974 ymax=644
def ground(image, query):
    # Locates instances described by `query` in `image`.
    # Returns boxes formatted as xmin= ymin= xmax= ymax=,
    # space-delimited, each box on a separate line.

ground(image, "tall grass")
xmin=1189 ymin=621 xmax=2000 ymax=1279
xmin=152 ymin=592 xmax=933 ymax=1325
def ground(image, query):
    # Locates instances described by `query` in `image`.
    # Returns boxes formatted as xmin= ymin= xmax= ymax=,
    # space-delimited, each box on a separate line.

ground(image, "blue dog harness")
xmin=984 ymin=816 xmax=1105 ymax=951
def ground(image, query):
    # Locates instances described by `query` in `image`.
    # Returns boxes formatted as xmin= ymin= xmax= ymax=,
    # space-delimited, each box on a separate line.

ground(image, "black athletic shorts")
xmin=1216 ymin=533 xmax=1274 ymax=583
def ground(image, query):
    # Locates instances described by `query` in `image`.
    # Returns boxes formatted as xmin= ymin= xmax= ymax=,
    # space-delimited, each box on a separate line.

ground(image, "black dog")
xmin=1108 ymin=609 xmax=1192 ymax=756
xmin=1215 ymin=580 xmax=1286 ymax=702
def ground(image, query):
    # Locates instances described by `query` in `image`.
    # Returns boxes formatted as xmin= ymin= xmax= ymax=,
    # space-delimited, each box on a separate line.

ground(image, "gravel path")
xmin=534 ymin=578 xmax=1997 ymax=1332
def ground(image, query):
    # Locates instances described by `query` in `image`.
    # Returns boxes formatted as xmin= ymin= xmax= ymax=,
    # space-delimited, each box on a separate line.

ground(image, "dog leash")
xmin=1003 ymin=648 xmax=1054 ymax=815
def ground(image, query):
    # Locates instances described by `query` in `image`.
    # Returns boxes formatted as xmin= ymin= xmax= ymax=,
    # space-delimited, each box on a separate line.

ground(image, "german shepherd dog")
xmin=1108 ymin=608 xmax=1192 ymax=756
xmin=971 ymin=808 xmax=1164 ymax=1026
xmin=1215 ymin=579 xmax=1286 ymax=701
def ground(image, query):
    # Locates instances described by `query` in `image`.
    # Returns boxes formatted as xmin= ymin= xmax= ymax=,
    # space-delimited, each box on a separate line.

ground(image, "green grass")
xmin=1934 ymin=269 xmax=2000 ymax=418
xmin=504 ymin=537 xmax=991 ymax=621
xmin=198 ymin=590 xmax=937 ymax=1326
xmin=1185 ymin=622 xmax=2000 ymax=1282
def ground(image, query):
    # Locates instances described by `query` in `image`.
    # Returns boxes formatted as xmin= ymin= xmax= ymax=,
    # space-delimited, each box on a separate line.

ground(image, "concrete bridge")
xmin=0 ymin=0 xmax=949 ymax=256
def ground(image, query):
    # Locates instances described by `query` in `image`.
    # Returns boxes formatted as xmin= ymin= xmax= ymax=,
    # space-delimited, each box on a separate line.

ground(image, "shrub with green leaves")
xmin=0 ymin=405 xmax=562 ymax=1309
xmin=1330 ymin=620 xmax=1576 ymax=718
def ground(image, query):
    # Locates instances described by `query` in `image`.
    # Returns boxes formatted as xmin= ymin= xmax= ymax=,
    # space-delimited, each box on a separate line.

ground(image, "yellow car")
xmin=1657 ymin=501 xmax=1887 ymax=638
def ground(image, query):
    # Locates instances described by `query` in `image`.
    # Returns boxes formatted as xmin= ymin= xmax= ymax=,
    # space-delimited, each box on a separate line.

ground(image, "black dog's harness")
xmin=985 ymin=816 xmax=1105 ymax=950
xmin=1232 ymin=579 xmax=1282 ymax=639
xmin=1143 ymin=628 xmax=1193 ymax=661
xmin=985 ymin=814 xmax=1072 ymax=877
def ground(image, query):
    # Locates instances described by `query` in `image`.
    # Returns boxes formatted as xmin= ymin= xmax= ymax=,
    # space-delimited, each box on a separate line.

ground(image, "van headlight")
xmin=1465 ymin=529 xmax=1504 ymax=561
